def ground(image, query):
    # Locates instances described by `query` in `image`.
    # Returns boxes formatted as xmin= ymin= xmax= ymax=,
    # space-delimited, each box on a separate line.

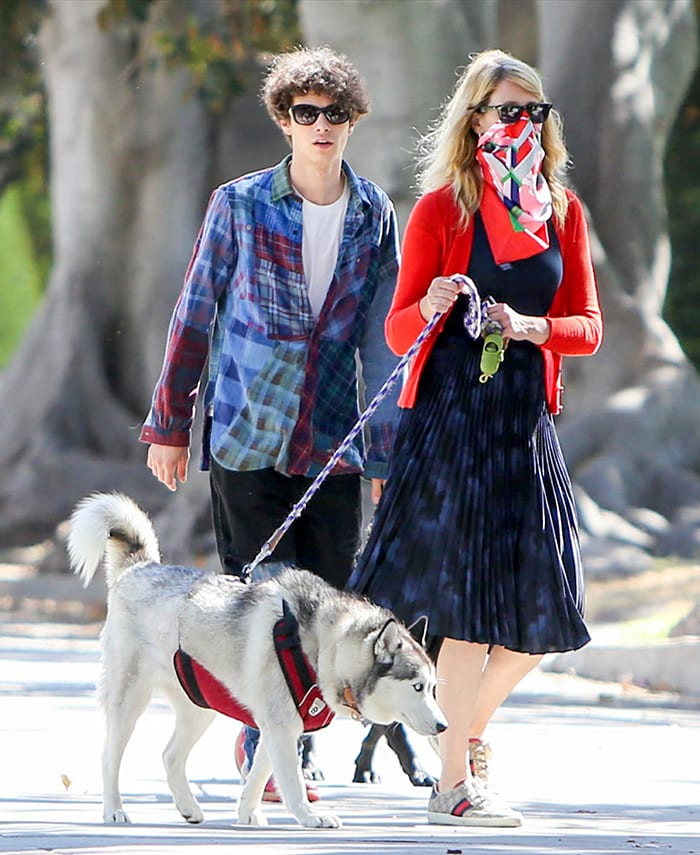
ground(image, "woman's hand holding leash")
xmin=420 ymin=277 xmax=465 ymax=320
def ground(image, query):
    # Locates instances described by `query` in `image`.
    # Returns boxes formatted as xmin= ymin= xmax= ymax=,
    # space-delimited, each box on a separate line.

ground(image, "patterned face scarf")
xmin=476 ymin=116 xmax=553 ymax=265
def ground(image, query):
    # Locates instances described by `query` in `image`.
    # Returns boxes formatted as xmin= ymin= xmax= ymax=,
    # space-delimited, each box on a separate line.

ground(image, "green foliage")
xmin=0 ymin=0 xmax=51 ymax=366
xmin=0 ymin=0 xmax=50 ymax=269
xmin=152 ymin=0 xmax=301 ymax=112
xmin=0 ymin=0 xmax=47 ymax=170
xmin=152 ymin=19 xmax=248 ymax=110
xmin=0 ymin=0 xmax=46 ymax=65
xmin=0 ymin=184 xmax=44 ymax=367
xmin=664 ymin=50 xmax=700 ymax=371
xmin=97 ymin=0 xmax=156 ymax=26
xmin=100 ymin=0 xmax=301 ymax=111
xmin=0 ymin=0 xmax=301 ymax=367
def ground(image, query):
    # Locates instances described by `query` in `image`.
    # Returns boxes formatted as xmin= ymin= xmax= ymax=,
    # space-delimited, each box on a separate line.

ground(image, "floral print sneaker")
xmin=427 ymin=779 xmax=523 ymax=827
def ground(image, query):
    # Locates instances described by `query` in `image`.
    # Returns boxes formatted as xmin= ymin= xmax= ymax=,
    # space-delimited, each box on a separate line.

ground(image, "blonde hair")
xmin=416 ymin=49 xmax=569 ymax=226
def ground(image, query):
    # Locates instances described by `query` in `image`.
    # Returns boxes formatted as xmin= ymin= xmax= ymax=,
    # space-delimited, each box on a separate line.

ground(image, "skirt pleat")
xmin=348 ymin=328 xmax=590 ymax=655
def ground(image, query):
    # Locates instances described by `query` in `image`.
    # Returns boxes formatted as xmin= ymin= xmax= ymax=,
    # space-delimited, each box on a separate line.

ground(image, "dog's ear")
xmin=407 ymin=615 xmax=429 ymax=647
xmin=374 ymin=619 xmax=401 ymax=663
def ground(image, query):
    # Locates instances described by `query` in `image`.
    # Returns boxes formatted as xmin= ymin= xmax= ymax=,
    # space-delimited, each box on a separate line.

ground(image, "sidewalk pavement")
xmin=1 ymin=618 xmax=699 ymax=855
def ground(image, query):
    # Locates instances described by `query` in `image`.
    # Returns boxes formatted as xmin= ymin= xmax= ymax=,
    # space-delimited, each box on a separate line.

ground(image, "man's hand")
xmin=147 ymin=443 xmax=190 ymax=492
xmin=371 ymin=478 xmax=385 ymax=505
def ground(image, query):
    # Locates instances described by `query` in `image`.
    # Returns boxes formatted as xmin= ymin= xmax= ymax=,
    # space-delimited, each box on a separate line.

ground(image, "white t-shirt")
xmin=299 ymin=181 xmax=351 ymax=317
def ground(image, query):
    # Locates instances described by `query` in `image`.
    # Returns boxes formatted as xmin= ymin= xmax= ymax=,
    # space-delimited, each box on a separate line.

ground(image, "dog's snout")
xmin=436 ymin=721 xmax=447 ymax=734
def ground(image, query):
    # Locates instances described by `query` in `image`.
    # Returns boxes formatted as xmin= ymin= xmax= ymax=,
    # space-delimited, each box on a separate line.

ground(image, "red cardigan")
xmin=386 ymin=187 xmax=603 ymax=415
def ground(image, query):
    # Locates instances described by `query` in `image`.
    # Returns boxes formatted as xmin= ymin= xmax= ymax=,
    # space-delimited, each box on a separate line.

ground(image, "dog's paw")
xmin=181 ymin=805 xmax=204 ymax=824
xmin=299 ymin=811 xmax=342 ymax=829
xmin=352 ymin=768 xmax=381 ymax=784
xmin=104 ymin=809 xmax=130 ymax=824
xmin=238 ymin=807 xmax=268 ymax=827
xmin=408 ymin=769 xmax=437 ymax=788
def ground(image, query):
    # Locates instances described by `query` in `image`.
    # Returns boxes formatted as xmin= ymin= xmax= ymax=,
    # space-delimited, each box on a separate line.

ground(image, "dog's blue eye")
xmin=413 ymin=682 xmax=424 ymax=693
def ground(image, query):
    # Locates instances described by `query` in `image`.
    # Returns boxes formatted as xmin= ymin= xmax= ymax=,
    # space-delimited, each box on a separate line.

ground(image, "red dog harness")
xmin=173 ymin=600 xmax=335 ymax=732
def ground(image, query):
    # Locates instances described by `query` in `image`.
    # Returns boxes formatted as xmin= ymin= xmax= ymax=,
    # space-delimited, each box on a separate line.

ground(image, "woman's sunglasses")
xmin=289 ymin=103 xmax=352 ymax=126
xmin=475 ymin=101 xmax=552 ymax=124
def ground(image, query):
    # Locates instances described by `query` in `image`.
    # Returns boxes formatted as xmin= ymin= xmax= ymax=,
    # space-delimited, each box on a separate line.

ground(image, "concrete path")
xmin=1 ymin=622 xmax=699 ymax=855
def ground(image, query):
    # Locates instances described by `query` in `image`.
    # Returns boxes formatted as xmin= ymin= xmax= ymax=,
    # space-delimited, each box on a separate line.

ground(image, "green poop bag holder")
xmin=479 ymin=297 xmax=506 ymax=383
xmin=479 ymin=332 xmax=505 ymax=382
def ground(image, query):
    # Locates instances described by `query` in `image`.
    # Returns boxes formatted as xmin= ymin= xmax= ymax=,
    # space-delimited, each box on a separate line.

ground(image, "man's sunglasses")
xmin=475 ymin=101 xmax=552 ymax=124
xmin=289 ymin=103 xmax=352 ymax=126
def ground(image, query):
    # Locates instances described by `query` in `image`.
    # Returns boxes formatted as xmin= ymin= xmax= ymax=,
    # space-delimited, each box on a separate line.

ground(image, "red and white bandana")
xmin=476 ymin=117 xmax=553 ymax=265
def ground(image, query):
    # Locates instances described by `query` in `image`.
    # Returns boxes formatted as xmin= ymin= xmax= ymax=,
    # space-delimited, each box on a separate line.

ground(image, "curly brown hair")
xmin=261 ymin=46 xmax=370 ymax=124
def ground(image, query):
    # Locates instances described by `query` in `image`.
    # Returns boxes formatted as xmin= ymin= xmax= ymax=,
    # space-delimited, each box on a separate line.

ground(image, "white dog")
xmin=67 ymin=492 xmax=447 ymax=828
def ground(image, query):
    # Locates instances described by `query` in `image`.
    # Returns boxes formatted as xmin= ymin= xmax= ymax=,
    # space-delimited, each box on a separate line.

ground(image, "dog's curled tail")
xmin=67 ymin=492 xmax=161 ymax=588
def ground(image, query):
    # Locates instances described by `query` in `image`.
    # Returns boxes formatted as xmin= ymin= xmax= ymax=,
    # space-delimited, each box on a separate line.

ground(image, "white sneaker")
xmin=427 ymin=779 xmax=522 ymax=827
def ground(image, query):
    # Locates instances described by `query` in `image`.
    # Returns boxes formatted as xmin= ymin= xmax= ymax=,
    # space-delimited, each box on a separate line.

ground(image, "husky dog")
xmin=67 ymin=493 xmax=446 ymax=829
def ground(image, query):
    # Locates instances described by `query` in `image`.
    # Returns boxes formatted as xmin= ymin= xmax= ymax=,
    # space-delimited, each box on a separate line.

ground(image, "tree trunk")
xmin=537 ymin=0 xmax=700 ymax=555
xmin=1 ymin=0 xmax=699 ymax=571
xmin=0 ymin=0 xmax=285 ymax=551
xmin=303 ymin=0 xmax=700 ymax=561
xmin=301 ymin=0 xmax=497 ymax=223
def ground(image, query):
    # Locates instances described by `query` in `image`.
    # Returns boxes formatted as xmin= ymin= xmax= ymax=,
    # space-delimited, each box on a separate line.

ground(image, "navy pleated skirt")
xmin=347 ymin=218 xmax=590 ymax=655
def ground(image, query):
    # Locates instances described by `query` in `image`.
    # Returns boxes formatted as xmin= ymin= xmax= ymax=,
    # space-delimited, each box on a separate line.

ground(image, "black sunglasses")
xmin=289 ymin=103 xmax=352 ymax=126
xmin=476 ymin=101 xmax=552 ymax=124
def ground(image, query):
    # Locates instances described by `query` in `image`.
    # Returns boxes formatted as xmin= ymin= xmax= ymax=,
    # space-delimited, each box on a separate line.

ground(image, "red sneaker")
xmin=262 ymin=776 xmax=320 ymax=803
xmin=305 ymin=780 xmax=321 ymax=802
xmin=237 ymin=728 xmax=319 ymax=802
xmin=261 ymin=777 xmax=282 ymax=803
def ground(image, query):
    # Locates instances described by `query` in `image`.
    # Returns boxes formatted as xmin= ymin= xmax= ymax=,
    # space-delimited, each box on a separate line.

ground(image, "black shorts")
xmin=209 ymin=458 xmax=362 ymax=589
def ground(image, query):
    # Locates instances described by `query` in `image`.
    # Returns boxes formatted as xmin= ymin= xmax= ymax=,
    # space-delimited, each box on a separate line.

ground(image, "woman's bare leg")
xmin=435 ymin=638 xmax=489 ymax=792
xmin=470 ymin=646 xmax=542 ymax=738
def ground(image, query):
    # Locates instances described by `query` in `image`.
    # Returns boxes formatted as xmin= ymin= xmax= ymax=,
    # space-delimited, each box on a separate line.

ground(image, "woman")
xmin=347 ymin=49 xmax=603 ymax=827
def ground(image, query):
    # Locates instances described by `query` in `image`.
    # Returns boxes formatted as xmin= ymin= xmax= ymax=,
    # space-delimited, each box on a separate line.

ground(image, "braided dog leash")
xmin=451 ymin=273 xmax=506 ymax=383
xmin=241 ymin=274 xmax=502 ymax=578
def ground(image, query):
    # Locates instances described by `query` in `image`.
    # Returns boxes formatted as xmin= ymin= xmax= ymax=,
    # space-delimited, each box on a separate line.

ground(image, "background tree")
xmin=0 ymin=0 xmax=294 ymax=556
xmin=0 ymin=0 xmax=698 ymax=574
xmin=665 ymin=26 xmax=700 ymax=369
xmin=304 ymin=0 xmax=700 ymax=566
xmin=537 ymin=0 xmax=700 ymax=563
xmin=0 ymin=0 xmax=51 ymax=364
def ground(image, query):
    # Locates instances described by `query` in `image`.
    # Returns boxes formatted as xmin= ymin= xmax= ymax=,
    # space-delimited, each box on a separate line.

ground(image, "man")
xmin=140 ymin=46 xmax=400 ymax=801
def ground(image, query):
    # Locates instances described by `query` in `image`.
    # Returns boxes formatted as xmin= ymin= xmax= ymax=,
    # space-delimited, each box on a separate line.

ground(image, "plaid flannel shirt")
xmin=140 ymin=156 xmax=400 ymax=479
